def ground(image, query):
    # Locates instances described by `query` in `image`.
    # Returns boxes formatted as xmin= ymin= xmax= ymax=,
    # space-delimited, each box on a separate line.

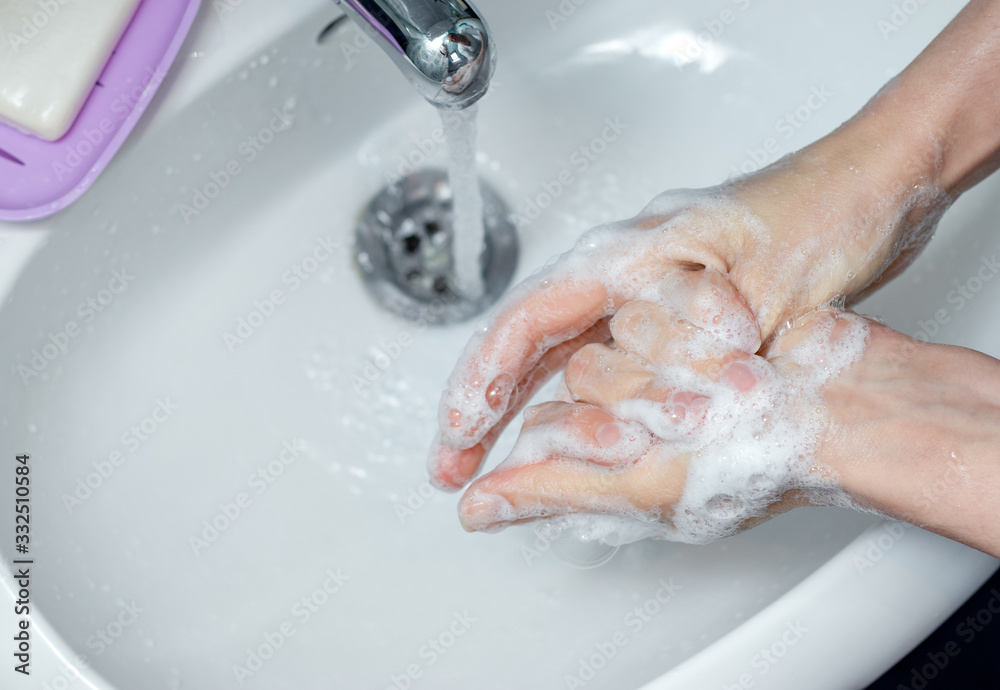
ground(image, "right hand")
xmin=430 ymin=125 xmax=947 ymax=491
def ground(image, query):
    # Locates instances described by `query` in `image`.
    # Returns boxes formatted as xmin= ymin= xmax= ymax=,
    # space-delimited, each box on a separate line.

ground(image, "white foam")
xmin=438 ymin=188 xmax=750 ymax=450
xmin=668 ymin=312 xmax=869 ymax=543
xmin=437 ymin=177 xmax=945 ymax=456
xmin=439 ymin=187 xmax=881 ymax=544
xmin=458 ymin=309 xmax=870 ymax=546
xmin=496 ymin=409 xmax=654 ymax=470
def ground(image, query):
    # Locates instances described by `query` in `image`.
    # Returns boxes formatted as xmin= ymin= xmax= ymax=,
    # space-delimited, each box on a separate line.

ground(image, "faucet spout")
xmin=334 ymin=0 xmax=496 ymax=110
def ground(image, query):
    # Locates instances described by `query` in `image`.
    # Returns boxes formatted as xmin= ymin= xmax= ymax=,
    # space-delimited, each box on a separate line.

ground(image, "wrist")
xmin=822 ymin=327 xmax=1000 ymax=555
xmin=827 ymin=0 xmax=1000 ymax=199
xmin=725 ymin=123 xmax=944 ymax=338
xmin=863 ymin=0 xmax=1000 ymax=196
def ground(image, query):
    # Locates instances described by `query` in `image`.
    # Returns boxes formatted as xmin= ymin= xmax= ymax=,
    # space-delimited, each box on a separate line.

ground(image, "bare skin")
xmin=431 ymin=1 xmax=1000 ymax=557
xmin=820 ymin=324 xmax=1000 ymax=557
xmin=458 ymin=305 xmax=1000 ymax=556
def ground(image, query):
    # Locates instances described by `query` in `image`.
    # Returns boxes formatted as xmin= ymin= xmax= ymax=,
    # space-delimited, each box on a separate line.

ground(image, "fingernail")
xmin=427 ymin=437 xmax=483 ymax=492
xmin=689 ymin=395 xmax=710 ymax=417
xmin=723 ymin=362 xmax=757 ymax=392
xmin=595 ymin=422 xmax=621 ymax=448
xmin=485 ymin=373 xmax=516 ymax=411
xmin=668 ymin=391 xmax=710 ymax=424
xmin=460 ymin=492 xmax=514 ymax=532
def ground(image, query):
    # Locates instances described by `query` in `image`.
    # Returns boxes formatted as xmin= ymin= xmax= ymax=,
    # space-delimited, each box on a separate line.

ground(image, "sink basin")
xmin=0 ymin=1 xmax=996 ymax=688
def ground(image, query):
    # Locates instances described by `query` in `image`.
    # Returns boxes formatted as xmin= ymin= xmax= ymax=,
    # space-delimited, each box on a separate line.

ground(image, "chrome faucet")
xmin=336 ymin=0 xmax=515 ymax=324
xmin=333 ymin=0 xmax=496 ymax=110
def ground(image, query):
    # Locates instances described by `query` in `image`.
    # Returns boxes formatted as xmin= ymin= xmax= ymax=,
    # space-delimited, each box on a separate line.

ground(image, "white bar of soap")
xmin=0 ymin=0 xmax=143 ymax=141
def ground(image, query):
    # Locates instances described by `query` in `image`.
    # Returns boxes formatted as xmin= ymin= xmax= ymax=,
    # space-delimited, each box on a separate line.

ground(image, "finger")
xmin=609 ymin=300 xmax=706 ymax=364
xmin=651 ymin=267 xmax=761 ymax=353
xmin=438 ymin=271 xmax=612 ymax=450
xmin=510 ymin=401 xmax=655 ymax=468
xmin=458 ymin=445 xmax=689 ymax=532
xmin=429 ymin=321 xmax=611 ymax=491
xmin=566 ymin=349 xmax=709 ymax=433
xmin=609 ymin=300 xmax=761 ymax=391
xmin=436 ymin=263 xmax=756 ymax=452
xmin=564 ymin=343 xmax=656 ymax=406
xmin=766 ymin=308 xmax=871 ymax=376
xmin=552 ymin=378 xmax=575 ymax=403
xmin=611 ymin=272 xmax=759 ymax=366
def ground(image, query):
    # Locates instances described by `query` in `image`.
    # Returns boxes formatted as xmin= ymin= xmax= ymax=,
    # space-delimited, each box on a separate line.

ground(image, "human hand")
xmin=428 ymin=0 xmax=1000 ymax=555
xmin=454 ymin=304 xmax=872 ymax=544
xmin=429 ymin=143 xmax=942 ymax=490
xmin=430 ymin=0 xmax=1000 ymax=493
xmin=456 ymin=304 xmax=1000 ymax=557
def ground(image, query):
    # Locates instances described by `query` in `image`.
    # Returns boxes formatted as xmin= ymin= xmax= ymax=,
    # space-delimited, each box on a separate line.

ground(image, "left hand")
xmin=456 ymin=303 xmax=869 ymax=543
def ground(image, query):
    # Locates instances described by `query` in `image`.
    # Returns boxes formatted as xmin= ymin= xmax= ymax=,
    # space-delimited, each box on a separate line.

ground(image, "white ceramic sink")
xmin=0 ymin=1 xmax=997 ymax=689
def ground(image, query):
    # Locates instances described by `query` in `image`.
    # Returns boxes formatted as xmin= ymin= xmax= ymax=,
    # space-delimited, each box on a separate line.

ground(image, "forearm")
xmin=818 ymin=0 xmax=1000 ymax=199
xmin=823 ymin=332 xmax=1000 ymax=557
xmin=728 ymin=1 xmax=1000 ymax=335
xmin=864 ymin=0 xmax=1000 ymax=196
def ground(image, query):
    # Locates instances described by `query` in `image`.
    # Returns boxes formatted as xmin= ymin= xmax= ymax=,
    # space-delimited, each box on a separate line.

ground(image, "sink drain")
xmin=354 ymin=169 xmax=519 ymax=325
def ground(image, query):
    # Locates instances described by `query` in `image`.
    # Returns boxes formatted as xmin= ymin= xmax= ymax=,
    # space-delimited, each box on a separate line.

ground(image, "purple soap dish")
xmin=0 ymin=0 xmax=201 ymax=222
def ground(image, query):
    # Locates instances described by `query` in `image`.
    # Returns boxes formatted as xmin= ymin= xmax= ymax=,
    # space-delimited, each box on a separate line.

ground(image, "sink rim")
xmin=0 ymin=1 xmax=996 ymax=688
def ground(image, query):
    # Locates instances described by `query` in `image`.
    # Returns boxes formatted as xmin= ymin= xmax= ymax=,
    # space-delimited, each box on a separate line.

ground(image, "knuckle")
xmin=565 ymin=343 xmax=603 ymax=385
